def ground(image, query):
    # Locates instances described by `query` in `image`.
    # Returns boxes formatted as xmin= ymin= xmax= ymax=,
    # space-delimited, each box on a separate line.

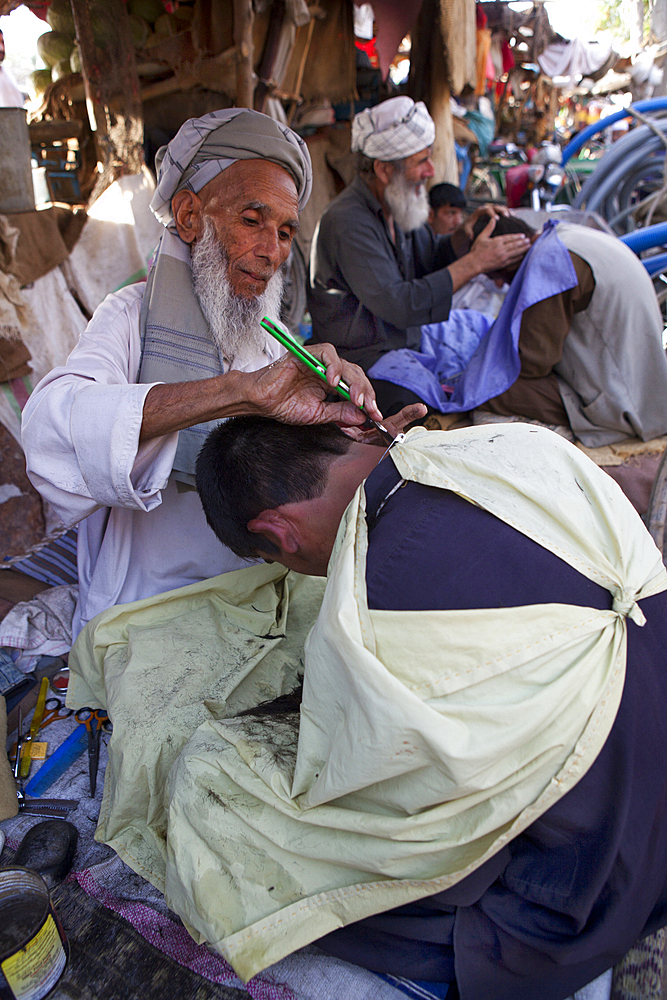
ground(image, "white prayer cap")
xmin=351 ymin=97 xmax=436 ymax=161
xmin=150 ymin=108 xmax=313 ymax=228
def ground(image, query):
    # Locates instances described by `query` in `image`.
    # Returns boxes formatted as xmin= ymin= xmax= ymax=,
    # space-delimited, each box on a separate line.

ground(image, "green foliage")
xmin=595 ymin=0 xmax=651 ymax=42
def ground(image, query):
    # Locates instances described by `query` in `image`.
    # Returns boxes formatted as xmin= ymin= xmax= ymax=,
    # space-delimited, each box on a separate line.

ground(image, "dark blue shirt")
xmin=317 ymin=456 xmax=667 ymax=1000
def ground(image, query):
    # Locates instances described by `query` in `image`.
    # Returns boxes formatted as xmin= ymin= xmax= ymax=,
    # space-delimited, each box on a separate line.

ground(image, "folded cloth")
xmin=368 ymin=221 xmax=578 ymax=413
xmin=0 ymin=694 xmax=18 ymax=820
xmin=0 ymin=584 xmax=77 ymax=668
xmin=0 ymin=267 xmax=42 ymax=344
xmin=0 ymin=648 xmax=24 ymax=694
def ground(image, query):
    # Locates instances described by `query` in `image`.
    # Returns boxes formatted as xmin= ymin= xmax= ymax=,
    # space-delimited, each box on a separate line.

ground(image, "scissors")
xmin=75 ymin=707 xmax=112 ymax=797
xmin=39 ymin=697 xmax=74 ymax=733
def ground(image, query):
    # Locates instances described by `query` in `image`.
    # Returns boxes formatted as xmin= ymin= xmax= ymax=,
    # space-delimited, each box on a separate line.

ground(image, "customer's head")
xmin=472 ymin=213 xmax=537 ymax=282
xmin=196 ymin=417 xmax=384 ymax=576
xmin=428 ymin=183 xmax=466 ymax=235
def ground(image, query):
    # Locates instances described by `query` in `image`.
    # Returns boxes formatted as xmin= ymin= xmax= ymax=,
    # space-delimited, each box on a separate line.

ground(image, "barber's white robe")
xmin=22 ymin=283 xmax=280 ymax=638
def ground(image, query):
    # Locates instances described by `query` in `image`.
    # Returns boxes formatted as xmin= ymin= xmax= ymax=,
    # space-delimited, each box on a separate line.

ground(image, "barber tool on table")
xmin=75 ymin=707 xmax=111 ymax=797
xmin=11 ymin=693 xmax=73 ymax=770
xmin=17 ymin=677 xmax=49 ymax=779
xmin=13 ymin=706 xmax=77 ymax=817
xmin=260 ymin=317 xmax=394 ymax=445
xmin=38 ymin=697 xmax=74 ymax=732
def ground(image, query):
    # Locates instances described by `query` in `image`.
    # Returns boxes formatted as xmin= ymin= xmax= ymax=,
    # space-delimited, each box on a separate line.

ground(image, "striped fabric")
xmin=376 ymin=974 xmax=450 ymax=999
xmin=2 ymin=527 xmax=78 ymax=587
xmin=1 ymin=358 xmax=79 ymax=589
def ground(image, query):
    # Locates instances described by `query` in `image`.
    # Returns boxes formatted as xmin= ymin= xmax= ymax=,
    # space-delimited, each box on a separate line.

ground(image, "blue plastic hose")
xmin=561 ymin=97 xmax=667 ymax=164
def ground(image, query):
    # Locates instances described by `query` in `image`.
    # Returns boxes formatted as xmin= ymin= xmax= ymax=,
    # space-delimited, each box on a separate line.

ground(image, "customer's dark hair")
xmin=471 ymin=213 xmax=536 ymax=240
xmin=195 ymin=416 xmax=352 ymax=558
xmin=429 ymin=182 xmax=466 ymax=211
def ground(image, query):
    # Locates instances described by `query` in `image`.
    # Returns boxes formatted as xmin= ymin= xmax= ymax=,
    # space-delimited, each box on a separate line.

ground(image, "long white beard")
xmin=384 ymin=169 xmax=430 ymax=233
xmin=191 ymin=218 xmax=285 ymax=364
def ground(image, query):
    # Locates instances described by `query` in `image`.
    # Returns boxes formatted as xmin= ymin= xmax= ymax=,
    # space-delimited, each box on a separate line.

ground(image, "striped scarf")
xmin=138 ymin=230 xmax=278 ymax=486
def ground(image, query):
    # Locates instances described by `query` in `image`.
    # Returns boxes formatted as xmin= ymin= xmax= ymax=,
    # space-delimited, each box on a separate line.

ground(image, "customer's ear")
xmin=247 ymin=510 xmax=299 ymax=557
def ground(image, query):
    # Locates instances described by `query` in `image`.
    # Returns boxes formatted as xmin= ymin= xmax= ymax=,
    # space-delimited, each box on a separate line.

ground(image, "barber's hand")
xmin=341 ymin=402 xmax=427 ymax=445
xmin=247 ymin=346 xmax=384 ymax=427
xmin=309 ymin=343 xmax=384 ymax=422
xmin=467 ymin=217 xmax=530 ymax=273
xmin=450 ymin=204 xmax=512 ymax=257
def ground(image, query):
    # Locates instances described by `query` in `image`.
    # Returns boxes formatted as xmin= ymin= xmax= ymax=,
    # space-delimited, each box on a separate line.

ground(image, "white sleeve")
xmin=21 ymin=284 xmax=179 ymax=527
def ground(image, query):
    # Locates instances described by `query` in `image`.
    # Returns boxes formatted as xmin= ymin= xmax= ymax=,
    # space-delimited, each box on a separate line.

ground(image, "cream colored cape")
xmin=67 ymin=565 xmax=326 ymax=889
xmin=68 ymin=424 xmax=667 ymax=982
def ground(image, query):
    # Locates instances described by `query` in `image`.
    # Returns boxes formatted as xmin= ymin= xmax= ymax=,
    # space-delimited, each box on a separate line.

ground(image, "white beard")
xmin=384 ymin=169 xmax=430 ymax=233
xmin=191 ymin=218 xmax=285 ymax=364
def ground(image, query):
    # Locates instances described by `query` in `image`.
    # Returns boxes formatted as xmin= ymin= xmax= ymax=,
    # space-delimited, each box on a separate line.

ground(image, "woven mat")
xmin=611 ymin=930 xmax=666 ymax=1000
xmin=49 ymin=879 xmax=250 ymax=1000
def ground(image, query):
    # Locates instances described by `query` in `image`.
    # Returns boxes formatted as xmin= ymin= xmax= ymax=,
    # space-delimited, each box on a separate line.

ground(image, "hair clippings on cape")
xmin=260 ymin=317 xmax=394 ymax=445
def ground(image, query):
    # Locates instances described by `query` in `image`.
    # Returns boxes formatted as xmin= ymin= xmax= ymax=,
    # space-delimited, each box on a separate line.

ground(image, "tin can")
xmin=0 ymin=868 xmax=68 ymax=1000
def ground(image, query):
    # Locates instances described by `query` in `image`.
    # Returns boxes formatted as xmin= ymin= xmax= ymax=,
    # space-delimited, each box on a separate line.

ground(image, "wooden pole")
xmin=68 ymin=0 xmax=108 ymax=140
xmin=233 ymin=0 xmax=255 ymax=109
xmin=409 ymin=0 xmax=458 ymax=184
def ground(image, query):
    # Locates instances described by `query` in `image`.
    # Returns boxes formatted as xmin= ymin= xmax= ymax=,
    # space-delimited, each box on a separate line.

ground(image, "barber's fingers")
xmin=496 ymin=234 xmax=531 ymax=263
xmin=309 ymin=342 xmax=343 ymax=386
xmin=463 ymin=210 xmax=496 ymax=243
xmin=252 ymin=355 xmax=371 ymax=427
xmin=476 ymin=216 xmax=498 ymax=242
xmin=308 ymin=344 xmax=383 ymax=421
xmin=339 ymin=402 xmax=428 ymax=445
xmin=385 ymin=403 xmax=427 ymax=435
xmin=480 ymin=233 xmax=530 ymax=268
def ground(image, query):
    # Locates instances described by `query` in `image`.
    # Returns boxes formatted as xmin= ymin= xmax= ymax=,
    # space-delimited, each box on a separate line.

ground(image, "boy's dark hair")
xmin=428 ymin=183 xmax=466 ymax=211
xmin=195 ymin=416 xmax=352 ymax=559
xmin=471 ymin=213 xmax=536 ymax=241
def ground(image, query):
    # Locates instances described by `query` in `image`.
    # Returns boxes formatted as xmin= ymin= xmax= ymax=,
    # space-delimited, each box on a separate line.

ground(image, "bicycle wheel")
xmin=466 ymin=165 xmax=503 ymax=203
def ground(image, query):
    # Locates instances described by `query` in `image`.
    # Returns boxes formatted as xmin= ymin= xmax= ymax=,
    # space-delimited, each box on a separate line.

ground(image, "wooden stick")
xmin=233 ymin=0 xmax=255 ymax=109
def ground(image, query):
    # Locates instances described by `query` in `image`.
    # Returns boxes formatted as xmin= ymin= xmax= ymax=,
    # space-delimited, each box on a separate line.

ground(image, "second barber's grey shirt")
xmin=308 ymin=176 xmax=457 ymax=369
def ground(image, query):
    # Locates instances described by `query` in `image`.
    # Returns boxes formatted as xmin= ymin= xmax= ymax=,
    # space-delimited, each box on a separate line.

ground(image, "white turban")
xmin=150 ymin=108 xmax=313 ymax=227
xmin=351 ymin=96 xmax=436 ymax=161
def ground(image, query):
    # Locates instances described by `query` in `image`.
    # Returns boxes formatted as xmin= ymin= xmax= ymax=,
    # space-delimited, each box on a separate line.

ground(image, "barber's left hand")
xmin=451 ymin=204 xmax=511 ymax=257
xmin=341 ymin=402 xmax=427 ymax=445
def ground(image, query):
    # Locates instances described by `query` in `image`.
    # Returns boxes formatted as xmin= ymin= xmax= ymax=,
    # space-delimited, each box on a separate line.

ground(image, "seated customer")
xmin=471 ymin=214 xmax=667 ymax=445
xmin=370 ymin=215 xmax=667 ymax=446
xmin=191 ymin=415 xmax=667 ymax=1000
xmin=428 ymin=182 xmax=466 ymax=236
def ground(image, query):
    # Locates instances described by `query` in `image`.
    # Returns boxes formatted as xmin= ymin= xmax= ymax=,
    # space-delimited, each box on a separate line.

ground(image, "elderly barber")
xmin=22 ymin=108 xmax=383 ymax=639
xmin=307 ymin=96 xmax=529 ymax=414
